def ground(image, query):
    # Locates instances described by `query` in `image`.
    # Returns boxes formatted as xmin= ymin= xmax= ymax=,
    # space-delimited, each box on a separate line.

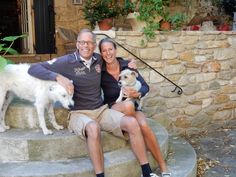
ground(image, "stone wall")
xmin=9 ymin=30 xmax=236 ymax=136
xmin=107 ymin=31 xmax=236 ymax=135
xmin=54 ymin=0 xmax=89 ymax=56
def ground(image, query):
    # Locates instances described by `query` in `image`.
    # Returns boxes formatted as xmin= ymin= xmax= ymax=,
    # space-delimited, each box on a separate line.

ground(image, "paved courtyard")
xmin=185 ymin=117 xmax=236 ymax=177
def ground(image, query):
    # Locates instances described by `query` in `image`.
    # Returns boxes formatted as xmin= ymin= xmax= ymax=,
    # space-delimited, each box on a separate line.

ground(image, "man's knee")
xmin=85 ymin=121 xmax=101 ymax=139
xmin=123 ymin=116 xmax=140 ymax=133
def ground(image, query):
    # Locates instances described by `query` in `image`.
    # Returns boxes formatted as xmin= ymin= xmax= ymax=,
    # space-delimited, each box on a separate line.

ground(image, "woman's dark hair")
xmin=98 ymin=38 xmax=117 ymax=52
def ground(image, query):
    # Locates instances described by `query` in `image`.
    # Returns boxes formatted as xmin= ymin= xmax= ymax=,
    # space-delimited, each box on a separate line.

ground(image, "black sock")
xmin=96 ymin=172 xmax=104 ymax=177
xmin=141 ymin=163 xmax=152 ymax=177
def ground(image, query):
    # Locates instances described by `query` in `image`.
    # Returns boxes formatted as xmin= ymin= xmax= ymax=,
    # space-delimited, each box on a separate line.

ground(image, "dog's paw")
xmin=3 ymin=125 xmax=10 ymax=130
xmin=69 ymin=129 xmax=74 ymax=133
xmin=68 ymin=125 xmax=74 ymax=133
xmin=54 ymin=125 xmax=64 ymax=130
xmin=0 ymin=126 xmax=7 ymax=132
xmin=43 ymin=129 xmax=53 ymax=135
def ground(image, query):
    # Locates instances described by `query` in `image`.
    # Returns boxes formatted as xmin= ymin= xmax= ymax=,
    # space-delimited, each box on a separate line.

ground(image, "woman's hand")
xmin=56 ymin=74 xmax=74 ymax=95
xmin=122 ymin=87 xmax=141 ymax=98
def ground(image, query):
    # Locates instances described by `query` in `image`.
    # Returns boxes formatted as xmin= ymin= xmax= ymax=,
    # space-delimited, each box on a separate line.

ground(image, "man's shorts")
xmin=68 ymin=104 xmax=126 ymax=140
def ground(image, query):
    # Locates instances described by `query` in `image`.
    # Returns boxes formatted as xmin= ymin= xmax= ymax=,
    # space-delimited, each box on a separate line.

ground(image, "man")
xmin=28 ymin=29 xmax=158 ymax=177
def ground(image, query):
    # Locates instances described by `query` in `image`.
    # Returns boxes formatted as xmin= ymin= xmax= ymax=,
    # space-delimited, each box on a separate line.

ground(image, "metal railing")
xmin=96 ymin=33 xmax=183 ymax=95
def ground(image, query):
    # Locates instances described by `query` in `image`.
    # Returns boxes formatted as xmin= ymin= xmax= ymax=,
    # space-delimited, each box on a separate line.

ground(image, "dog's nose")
xmin=68 ymin=104 xmax=74 ymax=109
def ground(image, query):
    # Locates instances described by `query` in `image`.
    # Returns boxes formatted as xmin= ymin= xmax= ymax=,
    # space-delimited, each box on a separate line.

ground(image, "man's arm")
xmin=28 ymin=58 xmax=74 ymax=95
xmin=28 ymin=61 xmax=58 ymax=81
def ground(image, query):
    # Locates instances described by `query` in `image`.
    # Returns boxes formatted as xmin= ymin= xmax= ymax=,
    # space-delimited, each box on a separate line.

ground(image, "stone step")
xmin=0 ymin=129 xmax=126 ymax=162
xmin=0 ymin=120 xmax=168 ymax=162
xmin=0 ymin=148 xmax=156 ymax=177
xmin=5 ymin=99 xmax=69 ymax=129
xmin=0 ymin=137 xmax=197 ymax=177
xmin=2 ymin=99 xmax=197 ymax=177
xmin=165 ymin=137 xmax=197 ymax=177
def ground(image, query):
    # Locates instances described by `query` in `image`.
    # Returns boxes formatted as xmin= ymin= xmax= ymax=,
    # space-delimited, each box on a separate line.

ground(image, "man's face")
xmin=76 ymin=32 xmax=96 ymax=60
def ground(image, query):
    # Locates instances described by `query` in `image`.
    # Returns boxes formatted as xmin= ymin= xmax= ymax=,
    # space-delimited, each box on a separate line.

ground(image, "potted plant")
xmin=124 ymin=0 xmax=146 ymax=31
xmin=83 ymin=0 xmax=122 ymax=30
xmin=159 ymin=10 xmax=172 ymax=30
xmin=169 ymin=12 xmax=187 ymax=30
xmin=124 ymin=0 xmax=169 ymax=39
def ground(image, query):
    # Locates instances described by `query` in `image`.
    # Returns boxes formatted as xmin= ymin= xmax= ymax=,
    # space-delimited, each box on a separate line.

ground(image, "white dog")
xmin=116 ymin=69 xmax=142 ymax=109
xmin=0 ymin=64 xmax=74 ymax=135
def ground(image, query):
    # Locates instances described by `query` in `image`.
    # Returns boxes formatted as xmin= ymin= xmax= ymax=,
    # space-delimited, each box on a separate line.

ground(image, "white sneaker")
xmin=161 ymin=172 xmax=171 ymax=177
xmin=150 ymin=173 xmax=160 ymax=177
xmin=141 ymin=173 xmax=160 ymax=177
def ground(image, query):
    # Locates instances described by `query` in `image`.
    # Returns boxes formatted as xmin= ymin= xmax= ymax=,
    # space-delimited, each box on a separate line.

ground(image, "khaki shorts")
xmin=68 ymin=104 xmax=126 ymax=140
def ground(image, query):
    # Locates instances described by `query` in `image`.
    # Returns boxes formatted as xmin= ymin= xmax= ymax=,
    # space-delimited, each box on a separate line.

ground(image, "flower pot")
xmin=126 ymin=12 xmax=146 ymax=31
xmin=98 ymin=18 xmax=113 ymax=30
xmin=160 ymin=21 xmax=171 ymax=31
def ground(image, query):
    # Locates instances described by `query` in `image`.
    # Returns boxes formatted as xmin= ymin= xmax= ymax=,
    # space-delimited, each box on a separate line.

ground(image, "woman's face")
xmin=100 ymin=42 xmax=117 ymax=64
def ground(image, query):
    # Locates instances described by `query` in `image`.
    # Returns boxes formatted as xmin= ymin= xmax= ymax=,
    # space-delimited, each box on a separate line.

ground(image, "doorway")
xmin=0 ymin=0 xmax=55 ymax=54
xmin=0 ymin=0 xmax=21 ymax=52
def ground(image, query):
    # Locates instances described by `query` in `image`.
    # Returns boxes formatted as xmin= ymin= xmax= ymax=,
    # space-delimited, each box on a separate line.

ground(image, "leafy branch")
xmin=0 ymin=34 xmax=27 ymax=69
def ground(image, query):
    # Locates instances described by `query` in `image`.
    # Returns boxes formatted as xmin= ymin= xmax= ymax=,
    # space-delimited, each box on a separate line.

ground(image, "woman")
xmin=99 ymin=38 xmax=171 ymax=177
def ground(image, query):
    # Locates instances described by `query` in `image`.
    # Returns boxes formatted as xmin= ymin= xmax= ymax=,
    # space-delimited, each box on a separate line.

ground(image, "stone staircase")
xmin=0 ymin=99 xmax=197 ymax=177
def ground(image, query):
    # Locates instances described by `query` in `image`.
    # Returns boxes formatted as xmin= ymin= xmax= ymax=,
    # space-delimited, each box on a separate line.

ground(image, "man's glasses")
xmin=77 ymin=40 xmax=95 ymax=46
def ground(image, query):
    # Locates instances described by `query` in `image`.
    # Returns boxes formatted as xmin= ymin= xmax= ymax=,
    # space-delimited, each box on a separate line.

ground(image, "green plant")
xmin=124 ymin=0 xmax=170 ymax=40
xmin=123 ymin=0 xmax=136 ymax=15
xmin=169 ymin=12 xmax=187 ymax=30
xmin=0 ymin=34 xmax=27 ymax=70
xmin=83 ymin=0 xmax=123 ymax=29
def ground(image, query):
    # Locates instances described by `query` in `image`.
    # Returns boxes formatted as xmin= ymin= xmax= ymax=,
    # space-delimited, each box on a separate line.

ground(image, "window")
xmin=72 ymin=0 xmax=82 ymax=5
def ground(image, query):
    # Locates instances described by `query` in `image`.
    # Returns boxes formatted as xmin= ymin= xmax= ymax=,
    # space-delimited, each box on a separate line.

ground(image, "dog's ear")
xmin=131 ymin=71 xmax=138 ymax=78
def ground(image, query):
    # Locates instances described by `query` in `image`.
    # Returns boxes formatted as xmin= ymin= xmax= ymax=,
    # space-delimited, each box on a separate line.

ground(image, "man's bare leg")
xmin=120 ymin=116 xmax=148 ymax=164
xmin=85 ymin=121 xmax=104 ymax=174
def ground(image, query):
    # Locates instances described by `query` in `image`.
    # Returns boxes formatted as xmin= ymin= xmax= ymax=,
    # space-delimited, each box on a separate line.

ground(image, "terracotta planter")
xmin=126 ymin=12 xmax=146 ymax=31
xmin=160 ymin=21 xmax=171 ymax=31
xmin=98 ymin=18 xmax=113 ymax=30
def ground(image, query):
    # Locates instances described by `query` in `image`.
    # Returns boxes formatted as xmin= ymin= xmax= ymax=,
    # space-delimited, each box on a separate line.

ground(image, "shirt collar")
xmin=74 ymin=51 xmax=98 ymax=62
xmin=80 ymin=56 xmax=93 ymax=63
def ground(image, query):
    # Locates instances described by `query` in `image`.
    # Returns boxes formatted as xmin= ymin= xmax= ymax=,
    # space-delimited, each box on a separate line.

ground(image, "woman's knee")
xmin=124 ymin=101 xmax=135 ymax=110
xmin=139 ymin=120 xmax=150 ymax=133
xmin=123 ymin=101 xmax=135 ymax=115
xmin=85 ymin=121 xmax=101 ymax=139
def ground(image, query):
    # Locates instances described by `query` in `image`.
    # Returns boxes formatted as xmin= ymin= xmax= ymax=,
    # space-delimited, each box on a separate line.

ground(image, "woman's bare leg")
xmin=112 ymin=102 xmax=168 ymax=172
xmin=135 ymin=111 xmax=168 ymax=172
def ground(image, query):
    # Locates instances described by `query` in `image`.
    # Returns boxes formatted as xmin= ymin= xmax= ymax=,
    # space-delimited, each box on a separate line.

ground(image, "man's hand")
xmin=56 ymin=74 xmax=74 ymax=95
xmin=122 ymin=87 xmax=141 ymax=98
xmin=128 ymin=59 xmax=137 ymax=69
